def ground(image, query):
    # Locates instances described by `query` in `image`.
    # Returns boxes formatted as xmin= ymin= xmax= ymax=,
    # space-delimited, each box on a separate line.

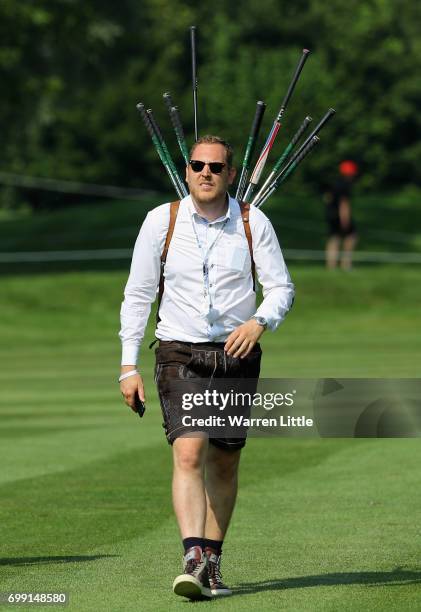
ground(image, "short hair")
xmin=189 ymin=135 xmax=234 ymax=168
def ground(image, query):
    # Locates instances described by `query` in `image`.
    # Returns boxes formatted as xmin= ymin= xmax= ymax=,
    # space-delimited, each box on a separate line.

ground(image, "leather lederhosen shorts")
xmin=155 ymin=340 xmax=262 ymax=450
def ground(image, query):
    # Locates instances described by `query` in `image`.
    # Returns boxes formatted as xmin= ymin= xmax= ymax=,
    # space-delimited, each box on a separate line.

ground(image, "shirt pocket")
xmin=217 ymin=244 xmax=249 ymax=273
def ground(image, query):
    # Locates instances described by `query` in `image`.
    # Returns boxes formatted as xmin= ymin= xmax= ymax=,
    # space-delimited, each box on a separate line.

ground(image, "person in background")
xmin=324 ymin=160 xmax=359 ymax=270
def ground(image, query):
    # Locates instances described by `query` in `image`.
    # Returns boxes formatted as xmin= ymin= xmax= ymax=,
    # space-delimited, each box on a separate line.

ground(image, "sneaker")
xmin=172 ymin=546 xmax=212 ymax=600
xmin=205 ymin=547 xmax=232 ymax=597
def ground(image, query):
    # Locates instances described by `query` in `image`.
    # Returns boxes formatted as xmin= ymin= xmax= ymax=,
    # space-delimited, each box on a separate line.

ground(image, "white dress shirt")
xmin=119 ymin=195 xmax=294 ymax=365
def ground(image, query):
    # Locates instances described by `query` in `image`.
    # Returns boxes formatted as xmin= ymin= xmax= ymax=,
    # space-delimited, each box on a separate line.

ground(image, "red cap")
xmin=339 ymin=160 xmax=359 ymax=177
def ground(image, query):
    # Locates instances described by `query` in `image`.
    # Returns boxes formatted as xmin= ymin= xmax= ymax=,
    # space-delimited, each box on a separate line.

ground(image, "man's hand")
xmin=224 ymin=319 xmax=266 ymax=358
xmin=120 ymin=365 xmax=145 ymax=413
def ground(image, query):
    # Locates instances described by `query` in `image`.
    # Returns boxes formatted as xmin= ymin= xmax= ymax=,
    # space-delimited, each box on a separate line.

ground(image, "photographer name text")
xmin=182 ymin=415 xmax=313 ymax=428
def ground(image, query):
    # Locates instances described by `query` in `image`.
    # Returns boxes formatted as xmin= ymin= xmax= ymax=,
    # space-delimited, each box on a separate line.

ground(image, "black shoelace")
xmin=185 ymin=558 xmax=202 ymax=576
xmin=208 ymin=557 xmax=223 ymax=584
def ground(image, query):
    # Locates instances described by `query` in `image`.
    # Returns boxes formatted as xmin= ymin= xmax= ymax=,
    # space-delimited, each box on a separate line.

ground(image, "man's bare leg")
xmin=204 ymin=445 xmax=241 ymax=540
xmin=202 ymin=444 xmax=241 ymax=596
xmin=326 ymin=236 xmax=340 ymax=269
xmin=172 ymin=435 xmax=213 ymax=600
xmin=172 ymin=435 xmax=209 ymax=538
xmin=341 ymin=234 xmax=357 ymax=270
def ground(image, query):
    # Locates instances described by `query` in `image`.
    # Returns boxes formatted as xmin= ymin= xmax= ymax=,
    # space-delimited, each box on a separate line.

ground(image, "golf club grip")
xmin=170 ymin=107 xmax=186 ymax=140
xmin=246 ymin=50 xmax=311 ymax=190
xmin=147 ymin=108 xmax=172 ymax=164
xmin=290 ymin=115 xmax=312 ymax=148
xmin=278 ymin=108 xmax=335 ymax=178
xmin=136 ymin=105 xmax=183 ymax=197
xmin=190 ymin=26 xmax=197 ymax=79
xmin=170 ymin=107 xmax=189 ymax=163
xmin=256 ymin=136 xmax=320 ymax=209
xmin=190 ymin=26 xmax=198 ymax=140
xmin=136 ymin=102 xmax=155 ymax=138
xmin=276 ymin=135 xmax=320 ymax=186
xmin=163 ymin=92 xmax=175 ymax=112
xmin=245 ymin=101 xmax=266 ymax=166
xmin=235 ymin=101 xmax=266 ymax=200
xmin=301 ymin=108 xmax=335 ymax=150
xmin=163 ymin=93 xmax=189 ymax=164
xmin=277 ymin=49 xmax=311 ymax=120
xmin=146 ymin=109 xmax=183 ymax=195
xmin=147 ymin=109 xmax=164 ymax=143
xmin=250 ymin=102 xmax=266 ymax=145
xmin=147 ymin=109 xmax=188 ymax=197
xmin=285 ymin=135 xmax=320 ymax=175
xmin=271 ymin=115 xmax=313 ymax=176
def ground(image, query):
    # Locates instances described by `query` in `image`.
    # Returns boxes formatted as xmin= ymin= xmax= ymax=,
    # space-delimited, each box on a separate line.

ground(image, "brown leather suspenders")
xmin=239 ymin=201 xmax=256 ymax=289
xmin=156 ymin=199 xmax=256 ymax=325
xmin=156 ymin=200 xmax=180 ymax=323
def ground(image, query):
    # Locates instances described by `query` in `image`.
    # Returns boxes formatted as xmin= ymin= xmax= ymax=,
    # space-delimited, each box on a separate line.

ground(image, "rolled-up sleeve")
xmin=251 ymin=211 xmax=295 ymax=331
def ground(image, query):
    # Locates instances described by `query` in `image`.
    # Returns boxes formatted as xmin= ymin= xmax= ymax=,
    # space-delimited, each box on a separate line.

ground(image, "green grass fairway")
xmin=1 ymin=267 xmax=421 ymax=611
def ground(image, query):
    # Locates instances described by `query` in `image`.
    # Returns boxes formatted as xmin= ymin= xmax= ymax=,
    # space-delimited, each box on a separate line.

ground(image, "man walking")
xmin=119 ymin=135 xmax=294 ymax=600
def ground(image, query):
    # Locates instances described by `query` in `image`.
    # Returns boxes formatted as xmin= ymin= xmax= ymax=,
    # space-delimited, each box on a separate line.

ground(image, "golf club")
xmin=235 ymin=100 xmax=266 ymax=201
xmin=254 ymin=108 xmax=336 ymax=206
xmin=190 ymin=26 xmax=198 ymax=141
xmin=136 ymin=102 xmax=184 ymax=198
xmin=256 ymin=136 xmax=320 ymax=209
xmin=146 ymin=108 xmax=188 ymax=197
xmin=251 ymin=115 xmax=312 ymax=206
xmin=163 ymin=92 xmax=190 ymax=165
xmin=243 ymin=48 xmax=310 ymax=202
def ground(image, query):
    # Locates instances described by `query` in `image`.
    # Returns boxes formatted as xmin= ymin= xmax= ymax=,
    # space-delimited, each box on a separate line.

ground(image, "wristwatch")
xmin=252 ymin=316 xmax=267 ymax=330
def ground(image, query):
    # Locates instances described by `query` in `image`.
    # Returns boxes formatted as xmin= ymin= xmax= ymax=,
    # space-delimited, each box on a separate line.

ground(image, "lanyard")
xmin=191 ymin=214 xmax=229 ymax=301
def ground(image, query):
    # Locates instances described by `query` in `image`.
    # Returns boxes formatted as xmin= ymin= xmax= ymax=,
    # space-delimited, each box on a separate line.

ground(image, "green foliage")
xmin=0 ymin=0 xmax=420 ymax=209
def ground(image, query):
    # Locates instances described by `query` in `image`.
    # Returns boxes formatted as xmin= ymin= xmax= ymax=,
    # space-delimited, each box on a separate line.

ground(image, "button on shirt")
xmin=119 ymin=195 xmax=294 ymax=365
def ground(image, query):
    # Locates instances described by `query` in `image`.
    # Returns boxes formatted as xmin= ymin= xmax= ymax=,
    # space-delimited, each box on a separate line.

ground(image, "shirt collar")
xmin=185 ymin=194 xmax=234 ymax=223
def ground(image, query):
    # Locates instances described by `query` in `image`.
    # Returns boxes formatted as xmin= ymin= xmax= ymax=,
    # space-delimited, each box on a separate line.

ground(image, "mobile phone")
xmin=134 ymin=392 xmax=146 ymax=418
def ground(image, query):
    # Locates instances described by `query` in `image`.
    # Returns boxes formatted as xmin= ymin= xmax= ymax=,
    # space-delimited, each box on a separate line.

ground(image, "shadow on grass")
xmin=236 ymin=567 xmax=421 ymax=594
xmin=0 ymin=555 xmax=118 ymax=567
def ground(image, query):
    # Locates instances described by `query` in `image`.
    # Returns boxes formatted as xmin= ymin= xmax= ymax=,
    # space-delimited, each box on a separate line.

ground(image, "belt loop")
xmin=207 ymin=352 xmax=218 ymax=388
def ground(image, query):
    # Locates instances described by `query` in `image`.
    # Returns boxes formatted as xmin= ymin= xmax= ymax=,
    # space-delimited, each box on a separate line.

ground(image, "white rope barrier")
xmin=0 ymin=172 xmax=156 ymax=200
xmin=1 ymin=248 xmax=421 ymax=264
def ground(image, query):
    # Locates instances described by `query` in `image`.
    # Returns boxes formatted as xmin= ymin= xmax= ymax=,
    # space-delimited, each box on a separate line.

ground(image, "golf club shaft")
xmin=242 ymin=120 xmax=279 ymax=203
xmin=147 ymin=109 xmax=188 ymax=197
xmin=269 ymin=107 xmax=335 ymax=190
xmin=280 ymin=135 xmax=320 ymax=183
xmin=190 ymin=26 xmax=198 ymax=141
xmin=251 ymin=115 xmax=312 ymax=206
xmin=258 ymin=107 xmax=335 ymax=205
xmin=163 ymin=92 xmax=189 ymax=165
xmin=235 ymin=100 xmax=266 ymax=201
xmin=291 ymin=108 xmax=335 ymax=162
xmin=136 ymin=103 xmax=184 ymax=198
xmin=256 ymin=136 xmax=320 ymax=209
xmin=243 ymin=49 xmax=311 ymax=202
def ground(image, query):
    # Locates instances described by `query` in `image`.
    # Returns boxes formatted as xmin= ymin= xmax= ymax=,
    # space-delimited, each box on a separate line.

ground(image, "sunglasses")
xmin=189 ymin=160 xmax=226 ymax=174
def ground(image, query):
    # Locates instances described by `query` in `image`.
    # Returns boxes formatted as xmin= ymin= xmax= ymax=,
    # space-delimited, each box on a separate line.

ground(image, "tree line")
xmin=0 ymin=0 xmax=420 ymax=209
